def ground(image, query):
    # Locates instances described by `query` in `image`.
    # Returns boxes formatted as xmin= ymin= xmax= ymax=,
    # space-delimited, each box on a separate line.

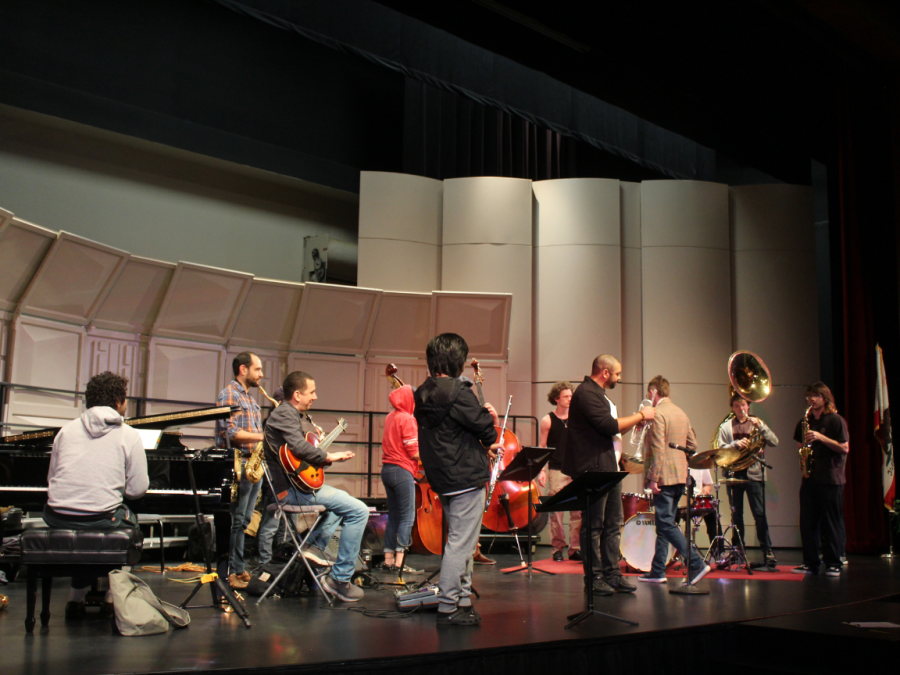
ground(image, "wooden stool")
xmin=21 ymin=527 xmax=143 ymax=632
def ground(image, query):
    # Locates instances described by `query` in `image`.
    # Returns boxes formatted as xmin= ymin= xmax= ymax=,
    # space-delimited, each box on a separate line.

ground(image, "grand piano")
xmin=0 ymin=406 xmax=236 ymax=556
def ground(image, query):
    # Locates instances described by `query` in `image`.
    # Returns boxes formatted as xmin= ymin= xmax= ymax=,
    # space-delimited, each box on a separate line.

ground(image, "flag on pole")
xmin=875 ymin=344 xmax=896 ymax=509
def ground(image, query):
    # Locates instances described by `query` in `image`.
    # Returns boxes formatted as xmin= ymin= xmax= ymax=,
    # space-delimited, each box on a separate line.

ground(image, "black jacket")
xmin=562 ymin=376 xmax=620 ymax=476
xmin=414 ymin=376 xmax=495 ymax=494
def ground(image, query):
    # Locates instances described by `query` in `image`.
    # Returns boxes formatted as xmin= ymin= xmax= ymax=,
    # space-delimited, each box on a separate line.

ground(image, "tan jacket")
xmin=644 ymin=398 xmax=697 ymax=487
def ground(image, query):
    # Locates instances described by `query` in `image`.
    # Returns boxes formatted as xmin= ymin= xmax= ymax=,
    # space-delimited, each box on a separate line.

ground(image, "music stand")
xmin=537 ymin=471 xmax=637 ymax=629
xmin=498 ymin=446 xmax=554 ymax=577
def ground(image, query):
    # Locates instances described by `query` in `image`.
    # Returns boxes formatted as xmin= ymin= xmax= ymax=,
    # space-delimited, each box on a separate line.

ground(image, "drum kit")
xmin=619 ymin=351 xmax=772 ymax=575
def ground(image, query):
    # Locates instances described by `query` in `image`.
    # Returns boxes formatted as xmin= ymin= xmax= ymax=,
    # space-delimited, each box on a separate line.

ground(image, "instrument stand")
xmin=500 ymin=447 xmax=554 ymax=577
xmin=536 ymin=471 xmax=636 ymax=629
xmin=709 ymin=488 xmax=753 ymax=575
xmin=179 ymin=450 xmax=251 ymax=627
xmin=670 ymin=452 xmax=708 ymax=596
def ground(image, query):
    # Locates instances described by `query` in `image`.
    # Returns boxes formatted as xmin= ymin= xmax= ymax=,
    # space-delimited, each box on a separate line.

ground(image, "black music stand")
xmin=179 ymin=450 xmax=251 ymax=627
xmin=537 ymin=471 xmax=636 ymax=629
xmin=499 ymin=446 xmax=554 ymax=577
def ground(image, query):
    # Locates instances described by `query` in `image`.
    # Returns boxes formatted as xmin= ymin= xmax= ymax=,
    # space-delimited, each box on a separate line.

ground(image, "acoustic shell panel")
xmin=91 ymin=256 xmax=176 ymax=335
xmin=152 ymin=262 xmax=253 ymax=343
xmin=358 ymin=172 xmax=442 ymax=245
xmin=6 ymin=316 xmax=85 ymax=430
xmin=366 ymin=291 xmax=432 ymax=358
xmin=290 ymin=283 xmax=382 ymax=356
xmin=230 ymin=278 xmax=304 ymax=352
xmin=145 ymin=338 xmax=225 ymax=411
xmin=17 ymin=231 xmax=129 ymax=325
xmin=442 ymin=177 xmax=532 ymax=245
xmin=430 ymin=292 xmax=512 ymax=362
xmin=0 ymin=215 xmax=57 ymax=313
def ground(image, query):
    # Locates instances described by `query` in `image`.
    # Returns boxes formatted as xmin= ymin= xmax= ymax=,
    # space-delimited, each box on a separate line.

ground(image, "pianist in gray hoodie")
xmin=45 ymin=372 xmax=148 ymax=527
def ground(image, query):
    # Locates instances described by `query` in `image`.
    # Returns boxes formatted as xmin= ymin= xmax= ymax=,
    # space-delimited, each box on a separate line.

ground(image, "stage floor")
xmin=1 ymin=548 xmax=898 ymax=675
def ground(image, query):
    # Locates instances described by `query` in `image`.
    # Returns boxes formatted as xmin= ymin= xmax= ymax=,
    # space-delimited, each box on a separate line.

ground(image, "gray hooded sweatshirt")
xmin=47 ymin=406 xmax=148 ymax=515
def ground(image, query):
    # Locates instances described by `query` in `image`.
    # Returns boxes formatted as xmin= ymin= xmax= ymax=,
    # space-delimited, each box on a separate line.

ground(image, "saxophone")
xmin=244 ymin=385 xmax=281 ymax=484
xmin=798 ymin=406 xmax=814 ymax=479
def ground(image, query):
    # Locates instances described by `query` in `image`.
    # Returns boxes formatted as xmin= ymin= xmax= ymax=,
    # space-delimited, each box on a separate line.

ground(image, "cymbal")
xmin=719 ymin=478 xmax=750 ymax=485
xmin=714 ymin=447 xmax=742 ymax=468
xmin=688 ymin=448 xmax=720 ymax=470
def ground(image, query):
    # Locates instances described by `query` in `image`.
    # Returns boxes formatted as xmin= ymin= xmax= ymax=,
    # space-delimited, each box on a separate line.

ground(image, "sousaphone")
xmin=691 ymin=351 xmax=772 ymax=471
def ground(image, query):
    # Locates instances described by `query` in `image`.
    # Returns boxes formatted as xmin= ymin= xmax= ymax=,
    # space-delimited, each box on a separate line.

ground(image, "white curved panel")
xmin=642 ymin=247 xmax=731 ymax=385
xmin=641 ymin=181 xmax=729 ymax=249
xmin=535 ymin=244 xmax=620 ymax=382
xmin=357 ymin=239 xmax=440 ymax=293
xmin=92 ymin=256 xmax=175 ymax=335
xmin=291 ymin=283 xmax=382 ymax=355
xmin=152 ymin=263 xmax=253 ymax=343
xmin=533 ymin=178 xmax=620 ymax=246
xmin=0 ymin=216 xmax=57 ymax=313
xmin=359 ymin=172 xmax=442 ymax=245
xmin=443 ymin=177 xmax=533 ymax=245
xmin=230 ymin=278 xmax=304 ymax=351
xmin=18 ymin=232 xmax=129 ymax=324
xmin=146 ymin=338 xmax=224 ymax=407
xmin=367 ymin=292 xmax=432 ymax=358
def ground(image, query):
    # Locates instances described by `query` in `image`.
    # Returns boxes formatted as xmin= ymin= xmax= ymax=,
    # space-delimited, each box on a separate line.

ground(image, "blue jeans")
xmin=256 ymin=486 xmax=281 ymax=566
xmin=230 ymin=467 xmax=262 ymax=575
xmin=650 ymin=484 xmax=704 ymax=578
xmin=381 ymin=463 xmax=415 ymax=552
xmin=279 ymin=484 xmax=369 ymax=583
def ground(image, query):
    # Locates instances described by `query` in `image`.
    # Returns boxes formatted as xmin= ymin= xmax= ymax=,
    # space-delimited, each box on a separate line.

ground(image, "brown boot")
xmin=228 ymin=573 xmax=248 ymax=589
xmin=473 ymin=544 xmax=496 ymax=565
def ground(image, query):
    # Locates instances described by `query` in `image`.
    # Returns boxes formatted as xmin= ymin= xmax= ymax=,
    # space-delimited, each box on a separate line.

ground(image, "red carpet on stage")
xmin=500 ymin=558 xmax=803 ymax=581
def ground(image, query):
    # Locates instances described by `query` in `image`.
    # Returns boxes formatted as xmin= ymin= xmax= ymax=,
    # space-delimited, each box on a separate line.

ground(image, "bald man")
xmin=562 ymin=354 xmax=655 ymax=595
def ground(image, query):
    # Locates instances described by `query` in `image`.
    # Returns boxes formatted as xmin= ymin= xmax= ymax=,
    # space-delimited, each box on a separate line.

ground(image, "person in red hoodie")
xmin=381 ymin=384 xmax=421 ymax=572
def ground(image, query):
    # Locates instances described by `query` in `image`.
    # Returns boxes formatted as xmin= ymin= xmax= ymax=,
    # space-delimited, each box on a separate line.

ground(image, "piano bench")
xmin=20 ymin=527 xmax=144 ymax=632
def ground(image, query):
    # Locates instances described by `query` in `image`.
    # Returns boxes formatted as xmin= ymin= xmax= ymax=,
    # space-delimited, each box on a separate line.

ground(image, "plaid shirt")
xmin=215 ymin=380 xmax=261 ymax=456
xmin=644 ymin=398 xmax=697 ymax=487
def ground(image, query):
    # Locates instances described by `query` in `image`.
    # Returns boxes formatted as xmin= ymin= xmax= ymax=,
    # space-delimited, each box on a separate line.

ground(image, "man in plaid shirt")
xmin=640 ymin=375 xmax=711 ymax=586
xmin=216 ymin=352 xmax=265 ymax=589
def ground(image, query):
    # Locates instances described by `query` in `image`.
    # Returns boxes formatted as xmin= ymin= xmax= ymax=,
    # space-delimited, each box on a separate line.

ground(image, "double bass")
xmin=384 ymin=365 xmax=444 ymax=556
xmin=471 ymin=360 xmax=542 ymax=534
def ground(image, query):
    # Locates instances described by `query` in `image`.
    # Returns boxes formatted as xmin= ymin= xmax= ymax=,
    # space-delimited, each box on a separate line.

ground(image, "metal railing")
xmin=0 ymin=382 xmax=539 ymax=498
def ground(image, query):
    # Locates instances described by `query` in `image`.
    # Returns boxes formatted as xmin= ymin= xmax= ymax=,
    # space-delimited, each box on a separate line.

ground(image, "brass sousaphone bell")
xmin=692 ymin=351 xmax=772 ymax=471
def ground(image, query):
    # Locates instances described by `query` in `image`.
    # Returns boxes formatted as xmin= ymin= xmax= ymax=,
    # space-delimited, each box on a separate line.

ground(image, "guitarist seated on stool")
xmin=264 ymin=371 xmax=369 ymax=603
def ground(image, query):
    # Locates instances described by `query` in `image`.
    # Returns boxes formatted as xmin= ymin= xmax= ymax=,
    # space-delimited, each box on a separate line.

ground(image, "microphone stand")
xmin=668 ymin=444 xmax=708 ymax=596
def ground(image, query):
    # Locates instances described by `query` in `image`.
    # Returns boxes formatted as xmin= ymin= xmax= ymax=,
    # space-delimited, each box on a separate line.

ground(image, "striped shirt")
xmin=215 ymin=380 xmax=261 ymax=456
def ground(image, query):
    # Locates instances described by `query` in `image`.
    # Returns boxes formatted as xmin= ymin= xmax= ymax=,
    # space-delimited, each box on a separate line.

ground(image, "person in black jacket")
xmin=562 ymin=354 xmax=655 ymax=595
xmin=415 ymin=333 xmax=500 ymax=626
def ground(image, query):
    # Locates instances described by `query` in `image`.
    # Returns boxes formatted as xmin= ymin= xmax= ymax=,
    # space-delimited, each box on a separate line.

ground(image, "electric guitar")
xmin=278 ymin=416 xmax=348 ymax=492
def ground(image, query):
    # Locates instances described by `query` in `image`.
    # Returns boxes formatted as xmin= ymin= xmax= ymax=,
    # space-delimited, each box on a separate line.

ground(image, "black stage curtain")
xmin=835 ymin=71 xmax=898 ymax=555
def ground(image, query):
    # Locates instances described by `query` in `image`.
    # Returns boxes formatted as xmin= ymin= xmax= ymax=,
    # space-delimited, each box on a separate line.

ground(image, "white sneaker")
xmin=302 ymin=545 xmax=334 ymax=567
xmin=682 ymin=563 xmax=711 ymax=586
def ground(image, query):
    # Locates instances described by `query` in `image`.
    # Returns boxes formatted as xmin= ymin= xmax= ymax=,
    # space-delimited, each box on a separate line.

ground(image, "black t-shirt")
xmin=546 ymin=412 xmax=568 ymax=471
xmin=793 ymin=412 xmax=848 ymax=485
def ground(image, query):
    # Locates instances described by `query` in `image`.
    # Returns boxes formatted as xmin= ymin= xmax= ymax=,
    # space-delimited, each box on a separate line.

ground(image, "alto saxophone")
xmin=244 ymin=385 xmax=281 ymax=484
xmin=798 ymin=406 xmax=814 ymax=479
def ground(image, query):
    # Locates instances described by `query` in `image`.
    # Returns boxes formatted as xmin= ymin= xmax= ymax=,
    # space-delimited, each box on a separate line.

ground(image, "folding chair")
xmin=256 ymin=462 xmax=332 ymax=605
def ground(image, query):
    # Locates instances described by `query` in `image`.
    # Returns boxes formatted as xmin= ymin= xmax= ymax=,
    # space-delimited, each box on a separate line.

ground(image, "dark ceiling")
xmin=373 ymin=0 xmax=900 ymax=183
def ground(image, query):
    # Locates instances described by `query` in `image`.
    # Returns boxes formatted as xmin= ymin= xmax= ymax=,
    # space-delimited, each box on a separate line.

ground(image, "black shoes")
xmin=569 ymin=550 xmax=583 ymax=561
xmin=437 ymin=605 xmax=481 ymax=626
xmin=552 ymin=550 xmax=563 ymax=562
xmin=606 ymin=575 xmax=637 ymax=593
xmin=65 ymin=601 xmax=86 ymax=620
xmin=587 ymin=576 xmax=615 ymax=596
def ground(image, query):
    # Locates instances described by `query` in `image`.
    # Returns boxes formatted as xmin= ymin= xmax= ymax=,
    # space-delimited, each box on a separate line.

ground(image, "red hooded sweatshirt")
xmin=383 ymin=385 xmax=419 ymax=476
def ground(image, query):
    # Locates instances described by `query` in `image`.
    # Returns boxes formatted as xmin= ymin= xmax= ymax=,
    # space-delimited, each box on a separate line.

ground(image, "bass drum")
xmin=620 ymin=512 xmax=674 ymax=573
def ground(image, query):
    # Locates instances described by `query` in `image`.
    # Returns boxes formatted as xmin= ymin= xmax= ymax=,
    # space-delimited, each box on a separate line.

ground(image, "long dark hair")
xmin=806 ymin=381 xmax=837 ymax=414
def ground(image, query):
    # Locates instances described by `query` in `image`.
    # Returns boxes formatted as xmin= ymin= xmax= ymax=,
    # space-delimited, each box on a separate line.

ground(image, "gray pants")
xmin=437 ymin=488 xmax=484 ymax=614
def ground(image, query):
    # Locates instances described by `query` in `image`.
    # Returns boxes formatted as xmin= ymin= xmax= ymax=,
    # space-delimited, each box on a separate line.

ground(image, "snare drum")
xmin=622 ymin=492 xmax=651 ymax=521
xmin=620 ymin=512 xmax=674 ymax=572
xmin=691 ymin=495 xmax=718 ymax=516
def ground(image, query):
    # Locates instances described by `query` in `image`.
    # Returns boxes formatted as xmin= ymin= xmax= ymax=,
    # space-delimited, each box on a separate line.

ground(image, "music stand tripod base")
xmin=537 ymin=471 xmax=638 ymax=628
xmin=499 ymin=446 xmax=555 ymax=577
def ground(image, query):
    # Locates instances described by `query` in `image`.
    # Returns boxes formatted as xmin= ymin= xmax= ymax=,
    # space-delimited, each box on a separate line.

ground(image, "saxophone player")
xmin=717 ymin=392 xmax=779 ymax=568
xmin=216 ymin=352 xmax=265 ymax=589
xmin=792 ymin=382 xmax=848 ymax=577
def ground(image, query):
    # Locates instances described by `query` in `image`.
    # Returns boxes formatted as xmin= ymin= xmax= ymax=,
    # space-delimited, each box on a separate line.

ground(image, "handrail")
xmin=0 ymin=381 xmax=538 ymax=498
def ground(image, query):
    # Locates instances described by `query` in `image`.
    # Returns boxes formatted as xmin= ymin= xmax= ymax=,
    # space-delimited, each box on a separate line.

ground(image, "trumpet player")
xmin=717 ymin=392 xmax=779 ymax=568
xmin=792 ymin=382 xmax=848 ymax=577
